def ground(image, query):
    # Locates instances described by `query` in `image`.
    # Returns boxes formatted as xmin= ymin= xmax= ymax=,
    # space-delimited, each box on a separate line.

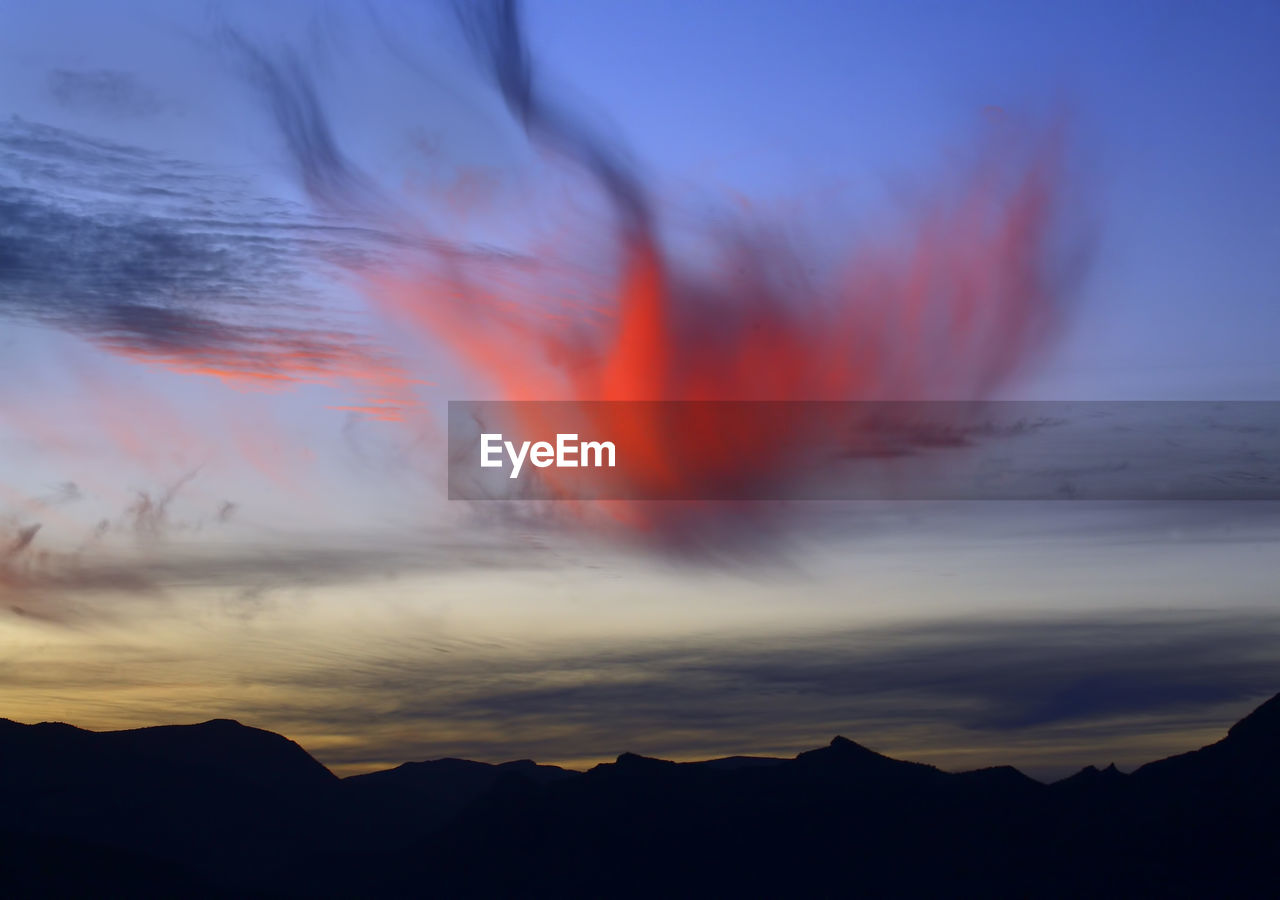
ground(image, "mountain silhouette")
xmin=342 ymin=755 xmax=576 ymax=835
xmin=2 ymin=695 xmax=1279 ymax=897
xmin=0 ymin=718 xmax=335 ymax=792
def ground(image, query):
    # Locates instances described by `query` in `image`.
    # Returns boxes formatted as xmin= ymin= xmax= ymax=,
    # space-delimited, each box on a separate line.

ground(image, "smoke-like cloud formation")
xmin=218 ymin=0 xmax=1089 ymax=544
xmin=0 ymin=486 xmax=550 ymax=624
xmin=0 ymin=0 xmax=1092 ymax=591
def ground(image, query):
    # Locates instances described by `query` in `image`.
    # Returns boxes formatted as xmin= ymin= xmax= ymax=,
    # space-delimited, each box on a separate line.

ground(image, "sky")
xmin=1 ymin=0 xmax=1279 ymax=780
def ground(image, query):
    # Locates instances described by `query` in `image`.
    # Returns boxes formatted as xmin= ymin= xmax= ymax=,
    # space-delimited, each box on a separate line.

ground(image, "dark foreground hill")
xmin=3 ymin=694 xmax=1280 ymax=898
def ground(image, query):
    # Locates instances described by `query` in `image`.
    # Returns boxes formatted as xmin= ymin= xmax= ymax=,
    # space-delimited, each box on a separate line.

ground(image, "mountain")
xmin=0 ymin=717 xmax=336 ymax=793
xmin=3 ymin=695 xmax=1280 ymax=898
xmin=1132 ymin=690 xmax=1280 ymax=788
xmin=342 ymin=756 xmax=577 ymax=834
xmin=0 ymin=718 xmax=340 ymax=896
xmin=1054 ymin=761 xmax=1126 ymax=788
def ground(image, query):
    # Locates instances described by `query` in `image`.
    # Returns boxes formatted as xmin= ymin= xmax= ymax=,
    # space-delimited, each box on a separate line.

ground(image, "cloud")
xmin=47 ymin=69 xmax=165 ymax=118
xmin=0 ymin=118 xmax=416 ymax=414
xmin=23 ymin=608 xmax=1267 ymax=778
xmin=0 ymin=497 xmax=553 ymax=624
xmin=5 ymin=523 xmax=41 ymax=556
xmin=413 ymin=615 xmax=1280 ymax=738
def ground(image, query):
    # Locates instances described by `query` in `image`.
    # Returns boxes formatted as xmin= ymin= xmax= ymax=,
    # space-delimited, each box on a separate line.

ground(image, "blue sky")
xmin=522 ymin=0 xmax=1280 ymax=393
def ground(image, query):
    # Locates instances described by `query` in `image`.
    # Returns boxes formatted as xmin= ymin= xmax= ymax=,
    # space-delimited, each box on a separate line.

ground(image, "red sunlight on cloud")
xmin=364 ymin=120 xmax=1080 ymax=535
xmin=95 ymin=326 xmax=423 ymax=424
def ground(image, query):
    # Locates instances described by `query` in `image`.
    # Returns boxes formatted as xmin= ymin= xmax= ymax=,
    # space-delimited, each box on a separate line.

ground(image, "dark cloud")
xmin=443 ymin=616 xmax=1279 ymax=735
xmin=454 ymin=0 xmax=649 ymax=231
xmin=224 ymin=35 xmax=378 ymax=214
xmin=0 ymin=117 xmax=408 ymax=390
xmin=5 ymin=523 xmax=41 ymax=556
xmin=125 ymin=469 xmax=200 ymax=539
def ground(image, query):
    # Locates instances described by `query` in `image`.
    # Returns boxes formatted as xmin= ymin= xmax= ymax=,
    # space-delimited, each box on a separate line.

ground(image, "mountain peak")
xmin=823 ymin=735 xmax=879 ymax=754
xmin=1225 ymin=692 xmax=1280 ymax=745
xmin=1056 ymin=762 xmax=1127 ymax=788
xmin=95 ymin=720 xmax=337 ymax=788
xmin=613 ymin=751 xmax=677 ymax=768
xmin=793 ymin=735 xmax=937 ymax=782
xmin=584 ymin=752 xmax=679 ymax=777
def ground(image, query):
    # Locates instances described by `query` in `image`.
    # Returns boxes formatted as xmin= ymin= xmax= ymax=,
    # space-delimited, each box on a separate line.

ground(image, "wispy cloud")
xmin=0 ymin=465 xmax=552 ymax=622
xmin=0 ymin=118 xmax=416 ymax=414
xmin=47 ymin=68 xmax=165 ymax=118
xmin=287 ymin=611 xmax=1280 ymax=776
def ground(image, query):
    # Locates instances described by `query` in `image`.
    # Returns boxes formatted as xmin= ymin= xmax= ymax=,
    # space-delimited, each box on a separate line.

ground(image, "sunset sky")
xmin=2 ymin=0 xmax=1279 ymax=779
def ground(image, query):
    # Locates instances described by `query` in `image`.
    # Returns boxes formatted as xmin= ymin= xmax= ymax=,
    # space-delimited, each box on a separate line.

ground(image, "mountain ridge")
xmin=0 ymin=714 xmax=1169 ymax=785
xmin=3 ymin=693 xmax=1278 ymax=898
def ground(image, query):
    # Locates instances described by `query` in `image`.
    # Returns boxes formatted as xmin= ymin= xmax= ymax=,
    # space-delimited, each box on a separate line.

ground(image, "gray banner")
xmin=448 ymin=401 xmax=1280 ymax=501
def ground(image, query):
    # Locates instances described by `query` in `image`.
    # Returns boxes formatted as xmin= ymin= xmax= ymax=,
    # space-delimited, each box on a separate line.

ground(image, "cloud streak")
xmin=0 ymin=117 xmax=417 ymax=416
